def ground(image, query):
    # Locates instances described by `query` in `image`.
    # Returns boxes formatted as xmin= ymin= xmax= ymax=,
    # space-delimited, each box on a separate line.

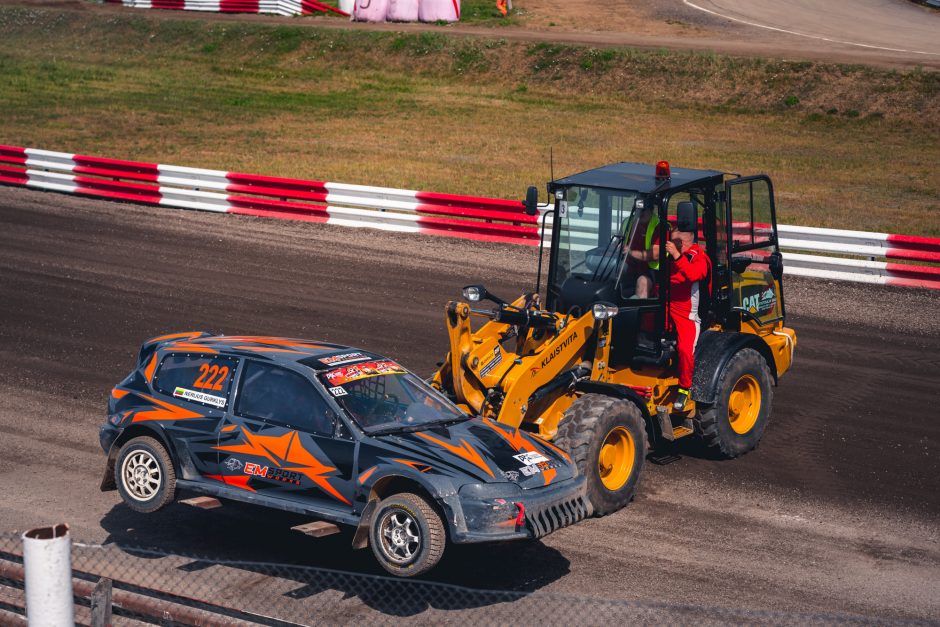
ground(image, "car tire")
xmin=697 ymin=348 xmax=774 ymax=458
xmin=555 ymin=394 xmax=647 ymax=517
xmin=369 ymin=493 xmax=445 ymax=577
xmin=115 ymin=436 xmax=176 ymax=513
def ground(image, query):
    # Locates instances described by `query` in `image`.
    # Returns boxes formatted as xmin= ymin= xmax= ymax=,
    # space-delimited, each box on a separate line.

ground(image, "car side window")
xmin=236 ymin=361 xmax=333 ymax=435
xmin=153 ymin=353 xmax=238 ymax=410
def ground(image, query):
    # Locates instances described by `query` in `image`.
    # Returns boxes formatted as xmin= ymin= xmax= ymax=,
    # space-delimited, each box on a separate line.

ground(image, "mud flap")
xmin=99 ymin=451 xmax=117 ymax=492
xmin=351 ymin=500 xmax=377 ymax=550
xmin=100 ymin=462 xmax=116 ymax=492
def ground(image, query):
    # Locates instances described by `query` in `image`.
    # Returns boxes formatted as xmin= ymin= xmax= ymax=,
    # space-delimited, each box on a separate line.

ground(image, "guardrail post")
xmin=90 ymin=577 xmax=113 ymax=627
xmin=22 ymin=523 xmax=74 ymax=627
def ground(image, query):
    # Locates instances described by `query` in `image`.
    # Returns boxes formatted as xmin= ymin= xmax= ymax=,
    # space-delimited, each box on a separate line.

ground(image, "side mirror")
xmin=524 ymin=186 xmax=539 ymax=216
xmin=769 ymin=251 xmax=784 ymax=281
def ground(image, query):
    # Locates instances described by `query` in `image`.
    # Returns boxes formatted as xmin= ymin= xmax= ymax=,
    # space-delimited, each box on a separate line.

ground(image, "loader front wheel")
xmin=697 ymin=348 xmax=773 ymax=458
xmin=555 ymin=394 xmax=647 ymax=516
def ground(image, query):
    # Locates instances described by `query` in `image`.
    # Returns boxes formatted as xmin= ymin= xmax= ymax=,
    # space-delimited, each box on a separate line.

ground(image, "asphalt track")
xmin=0 ymin=186 xmax=938 ymax=622
xmin=681 ymin=0 xmax=940 ymax=58
xmin=14 ymin=0 xmax=940 ymax=70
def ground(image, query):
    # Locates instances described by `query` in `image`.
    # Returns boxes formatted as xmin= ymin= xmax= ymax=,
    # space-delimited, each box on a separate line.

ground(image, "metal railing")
xmin=1 ymin=144 xmax=937 ymax=289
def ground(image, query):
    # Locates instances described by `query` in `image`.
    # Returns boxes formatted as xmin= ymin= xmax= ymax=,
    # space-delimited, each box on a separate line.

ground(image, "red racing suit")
xmin=668 ymin=243 xmax=711 ymax=389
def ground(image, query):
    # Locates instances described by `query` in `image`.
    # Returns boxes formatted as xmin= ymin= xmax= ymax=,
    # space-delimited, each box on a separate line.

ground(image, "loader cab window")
xmin=551 ymin=185 xmax=642 ymax=309
xmin=726 ymin=176 xmax=784 ymax=326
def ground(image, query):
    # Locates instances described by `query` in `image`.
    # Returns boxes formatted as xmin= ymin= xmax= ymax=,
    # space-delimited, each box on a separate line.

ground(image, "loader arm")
xmin=436 ymin=297 xmax=601 ymax=433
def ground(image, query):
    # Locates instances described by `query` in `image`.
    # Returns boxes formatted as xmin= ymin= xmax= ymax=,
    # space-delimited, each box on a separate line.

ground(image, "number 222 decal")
xmin=194 ymin=363 xmax=229 ymax=391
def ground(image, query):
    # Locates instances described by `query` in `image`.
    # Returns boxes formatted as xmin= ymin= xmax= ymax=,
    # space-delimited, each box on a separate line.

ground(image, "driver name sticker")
xmin=329 ymin=386 xmax=348 ymax=397
xmin=324 ymin=360 xmax=406 ymax=386
xmin=513 ymin=452 xmax=549 ymax=466
xmin=173 ymin=386 xmax=226 ymax=408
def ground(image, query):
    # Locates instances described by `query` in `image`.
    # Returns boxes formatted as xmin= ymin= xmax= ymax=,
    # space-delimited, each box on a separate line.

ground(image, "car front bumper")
xmin=443 ymin=476 xmax=591 ymax=544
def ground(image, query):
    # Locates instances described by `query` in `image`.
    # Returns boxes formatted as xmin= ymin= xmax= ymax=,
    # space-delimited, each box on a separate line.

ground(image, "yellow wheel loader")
xmin=431 ymin=161 xmax=797 ymax=515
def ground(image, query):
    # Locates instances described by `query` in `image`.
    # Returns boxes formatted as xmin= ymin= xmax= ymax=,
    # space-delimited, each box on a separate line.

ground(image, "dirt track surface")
xmin=11 ymin=0 xmax=940 ymax=70
xmin=0 ymin=186 xmax=938 ymax=622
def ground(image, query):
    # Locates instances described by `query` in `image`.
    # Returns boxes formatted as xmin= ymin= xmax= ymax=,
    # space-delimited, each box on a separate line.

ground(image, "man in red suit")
xmin=665 ymin=202 xmax=711 ymax=411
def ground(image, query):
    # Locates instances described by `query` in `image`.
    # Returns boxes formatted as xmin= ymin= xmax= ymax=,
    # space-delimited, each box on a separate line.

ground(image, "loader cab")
xmin=544 ymin=162 xmax=785 ymax=367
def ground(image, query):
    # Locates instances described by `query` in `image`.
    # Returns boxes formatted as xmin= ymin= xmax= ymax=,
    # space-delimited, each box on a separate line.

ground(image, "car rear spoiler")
xmin=137 ymin=331 xmax=214 ymax=367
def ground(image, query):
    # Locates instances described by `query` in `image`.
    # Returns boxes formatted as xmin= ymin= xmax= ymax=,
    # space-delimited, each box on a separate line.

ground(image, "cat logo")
xmin=742 ymin=287 xmax=777 ymax=314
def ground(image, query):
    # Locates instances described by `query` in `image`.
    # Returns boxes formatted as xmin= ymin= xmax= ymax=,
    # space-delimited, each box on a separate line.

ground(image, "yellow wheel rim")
xmin=598 ymin=426 xmax=635 ymax=491
xmin=728 ymin=374 xmax=761 ymax=435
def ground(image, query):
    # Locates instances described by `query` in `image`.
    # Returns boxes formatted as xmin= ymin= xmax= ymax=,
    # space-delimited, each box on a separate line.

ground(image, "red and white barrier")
xmin=104 ymin=0 xmax=349 ymax=17
xmin=1 ymin=144 xmax=937 ymax=289
xmin=0 ymin=145 xmax=537 ymax=245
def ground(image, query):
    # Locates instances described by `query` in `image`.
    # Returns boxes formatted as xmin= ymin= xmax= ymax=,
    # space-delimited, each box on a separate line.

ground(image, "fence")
xmin=1 ymin=144 xmax=938 ymax=289
xmin=0 ymin=530 xmax=920 ymax=626
xmin=102 ymin=0 xmax=349 ymax=17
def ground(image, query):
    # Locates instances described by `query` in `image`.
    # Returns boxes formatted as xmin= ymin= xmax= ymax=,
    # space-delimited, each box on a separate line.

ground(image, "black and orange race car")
xmin=99 ymin=333 xmax=589 ymax=576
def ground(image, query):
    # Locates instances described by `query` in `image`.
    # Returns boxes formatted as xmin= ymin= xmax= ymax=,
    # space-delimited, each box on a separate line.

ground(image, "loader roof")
xmin=551 ymin=162 xmax=724 ymax=194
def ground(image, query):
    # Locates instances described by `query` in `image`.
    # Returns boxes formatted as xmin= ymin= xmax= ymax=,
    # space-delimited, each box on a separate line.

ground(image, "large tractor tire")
xmin=697 ymin=348 xmax=774 ymax=458
xmin=555 ymin=394 xmax=647 ymax=516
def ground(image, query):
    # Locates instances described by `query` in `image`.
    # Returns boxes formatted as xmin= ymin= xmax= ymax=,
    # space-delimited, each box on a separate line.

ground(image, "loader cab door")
xmin=725 ymin=175 xmax=785 ymax=328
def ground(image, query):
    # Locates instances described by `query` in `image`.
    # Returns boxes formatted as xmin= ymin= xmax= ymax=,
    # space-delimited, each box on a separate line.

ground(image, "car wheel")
xmin=369 ymin=493 xmax=445 ymax=577
xmin=115 ymin=436 xmax=176 ymax=513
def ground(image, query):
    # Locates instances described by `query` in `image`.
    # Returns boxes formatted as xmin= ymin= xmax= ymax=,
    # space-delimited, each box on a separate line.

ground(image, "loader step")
xmin=179 ymin=496 xmax=222 ymax=509
xmin=292 ymin=521 xmax=341 ymax=538
xmin=672 ymin=425 xmax=694 ymax=439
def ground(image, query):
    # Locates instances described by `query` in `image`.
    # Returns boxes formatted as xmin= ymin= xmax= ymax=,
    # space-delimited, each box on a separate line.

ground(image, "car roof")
xmin=152 ymin=333 xmax=388 ymax=371
xmin=550 ymin=162 xmax=724 ymax=194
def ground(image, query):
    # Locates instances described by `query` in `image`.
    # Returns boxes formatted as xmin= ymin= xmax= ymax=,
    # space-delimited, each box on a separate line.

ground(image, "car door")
xmin=215 ymin=359 xmax=356 ymax=512
xmin=150 ymin=352 xmax=239 ymax=480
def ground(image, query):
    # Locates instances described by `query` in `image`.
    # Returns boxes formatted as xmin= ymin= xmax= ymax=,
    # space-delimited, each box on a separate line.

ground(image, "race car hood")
xmin=364 ymin=417 xmax=576 ymax=489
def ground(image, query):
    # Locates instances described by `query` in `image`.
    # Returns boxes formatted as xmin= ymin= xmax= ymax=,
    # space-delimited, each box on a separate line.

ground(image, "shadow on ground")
xmin=98 ymin=496 xmax=570 ymax=617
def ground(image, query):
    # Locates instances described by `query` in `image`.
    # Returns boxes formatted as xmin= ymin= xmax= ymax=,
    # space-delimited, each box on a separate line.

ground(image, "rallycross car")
xmin=99 ymin=332 xmax=589 ymax=576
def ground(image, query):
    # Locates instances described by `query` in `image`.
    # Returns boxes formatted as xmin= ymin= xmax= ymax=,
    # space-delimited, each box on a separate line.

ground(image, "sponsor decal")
xmin=518 ymin=460 xmax=560 ymax=477
xmin=479 ymin=346 xmax=502 ymax=378
xmin=513 ymin=451 xmax=550 ymax=466
xmin=173 ymin=386 xmax=226 ymax=408
xmin=224 ymin=457 xmax=243 ymax=471
xmin=502 ymin=470 xmax=520 ymax=482
xmin=321 ymin=352 xmax=368 ymax=366
xmin=324 ymin=360 xmax=406 ymax=386
xmin=741 ymin=284 xmax=777 ymax=316
xmin=244 ymin=462 xmax=302 ymax=485
xmin=329 ymin=386 xmax=348 ymax=397
xmin=531 ymin=331 xmax=579 ymax=376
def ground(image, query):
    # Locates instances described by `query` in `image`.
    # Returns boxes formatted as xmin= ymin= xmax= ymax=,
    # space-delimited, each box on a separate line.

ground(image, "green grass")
xmin=0 ymin=7 xmax=937 ymax=236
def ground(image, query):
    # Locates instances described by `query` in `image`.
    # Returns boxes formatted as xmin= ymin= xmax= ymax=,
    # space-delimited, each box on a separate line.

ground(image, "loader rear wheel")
xmin=555 ymin=394 xmax=647 ymax=516
xmin=697 ymin=348 xmax=773 ymax=458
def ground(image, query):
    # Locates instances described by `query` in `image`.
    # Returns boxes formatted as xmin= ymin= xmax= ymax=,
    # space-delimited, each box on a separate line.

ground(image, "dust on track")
xmin=0 ymin=186 xmax=938 ymax=621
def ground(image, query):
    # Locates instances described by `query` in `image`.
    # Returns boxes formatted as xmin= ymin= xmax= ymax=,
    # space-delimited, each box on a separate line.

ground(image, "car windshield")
xmin=318 ymin=360 xmax=467 ymax=433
